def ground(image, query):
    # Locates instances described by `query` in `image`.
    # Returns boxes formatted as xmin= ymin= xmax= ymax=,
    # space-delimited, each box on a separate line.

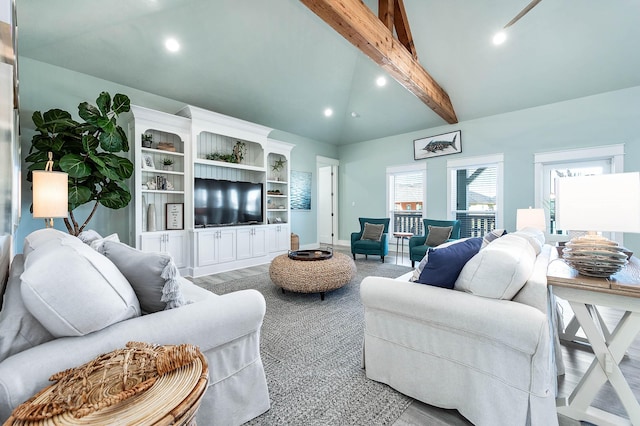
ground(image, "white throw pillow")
xmin=23 ymin=228 xmax=75 ymax=258
xmin=20 ymin=238 xmax=140 ymax=337
xmin=454 ymin=234 xmax=536 ymax=300
xmin=512 ymin=227 xmax=545 ymax=255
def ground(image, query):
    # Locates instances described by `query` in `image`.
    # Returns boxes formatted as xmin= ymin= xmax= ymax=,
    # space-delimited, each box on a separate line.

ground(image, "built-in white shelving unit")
xmin=176 ymin=106 xmax=294 ymax=276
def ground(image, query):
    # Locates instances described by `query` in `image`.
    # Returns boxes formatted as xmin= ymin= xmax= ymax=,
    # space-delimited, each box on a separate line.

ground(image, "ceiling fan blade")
xmin=504 ymin=0 xmax=543 ymax=29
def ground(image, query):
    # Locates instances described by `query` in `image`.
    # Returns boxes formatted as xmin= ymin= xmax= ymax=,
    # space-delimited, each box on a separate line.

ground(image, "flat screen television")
xmin=194 ymin=178 xmax=263 ymax=227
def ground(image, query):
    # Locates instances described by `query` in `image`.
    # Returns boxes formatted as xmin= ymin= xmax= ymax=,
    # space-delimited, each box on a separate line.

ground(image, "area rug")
xmin=191 ymin=258 xmax=413 ymax=425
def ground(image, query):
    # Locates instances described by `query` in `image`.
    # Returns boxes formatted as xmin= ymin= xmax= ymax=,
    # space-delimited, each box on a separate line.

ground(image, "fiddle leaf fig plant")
xmin=26 ymin=91 xmax=134 ymax=236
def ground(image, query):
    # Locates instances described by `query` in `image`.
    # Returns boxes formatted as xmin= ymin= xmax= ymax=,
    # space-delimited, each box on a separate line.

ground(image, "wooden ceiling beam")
xmin=378 ymin=0 xmax=394 ymax=32
xmin=393 ymin=0 xmax=417 ymax=59
xmin=301 ymin=0 xmax=458 ymax=124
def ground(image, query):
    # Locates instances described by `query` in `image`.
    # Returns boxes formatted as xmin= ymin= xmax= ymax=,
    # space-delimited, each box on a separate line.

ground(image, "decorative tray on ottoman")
xmin=288 ymin=249 xmax=333 ymax=261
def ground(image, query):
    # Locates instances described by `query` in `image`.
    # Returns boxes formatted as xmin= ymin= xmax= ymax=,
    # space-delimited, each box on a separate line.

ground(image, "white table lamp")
xmin=516 ymin=208 xmax=546 ymax=232
xmin=555 ymin=172 xmax=640 ymax=277
xmin=32 ymin=152 xmax=68 ymax=228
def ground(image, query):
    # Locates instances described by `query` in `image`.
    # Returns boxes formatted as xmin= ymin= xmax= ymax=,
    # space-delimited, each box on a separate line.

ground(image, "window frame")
xmin=447 ymin=154 xmax=504 ymax=233
xmin=386 ymin=163 xmax=427 ymax=237
xmin=534 ymin=144 xmax=625 ymax=244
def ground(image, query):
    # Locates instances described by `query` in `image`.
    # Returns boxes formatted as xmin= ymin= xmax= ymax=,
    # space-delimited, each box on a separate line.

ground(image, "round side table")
xmin=393 ymin=232 xmax=413 ymax=264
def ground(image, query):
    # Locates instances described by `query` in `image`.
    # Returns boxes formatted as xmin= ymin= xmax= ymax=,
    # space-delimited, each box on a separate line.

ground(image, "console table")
xmin=548 ymin=255 xmax=640 ymax=426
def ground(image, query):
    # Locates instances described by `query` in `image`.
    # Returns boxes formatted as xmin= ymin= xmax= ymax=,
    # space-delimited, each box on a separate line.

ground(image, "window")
xmin=534 ymin=144 xmax=624 ymax=242
xmin=387 ymin=164 xmax=426 ymax=236
xmin=448 ymin=155 xmax=503 ymax=238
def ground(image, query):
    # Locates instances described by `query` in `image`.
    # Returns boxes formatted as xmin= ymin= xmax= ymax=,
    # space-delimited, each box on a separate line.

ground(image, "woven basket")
xmin=5 ymin=343 xmax=208 ymax=426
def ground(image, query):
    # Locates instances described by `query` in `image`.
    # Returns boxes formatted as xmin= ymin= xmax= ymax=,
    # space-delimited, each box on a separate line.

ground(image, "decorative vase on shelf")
xmin=147 ymin=203 xmax=156 ymax=232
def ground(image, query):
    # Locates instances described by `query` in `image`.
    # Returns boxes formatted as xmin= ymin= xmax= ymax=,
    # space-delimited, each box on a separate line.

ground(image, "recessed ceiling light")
xmin=324 ymin=108 xmax=333 ymax=117
xmin=350 ymin=112 xmax=360 ymax=118
xmin=165 ymin=38 xmax=180 ymax=52
xmin=376 ymin=76 xmax=387 ymax=87
xmin=492 ymin=31 xmax=507 ymax=45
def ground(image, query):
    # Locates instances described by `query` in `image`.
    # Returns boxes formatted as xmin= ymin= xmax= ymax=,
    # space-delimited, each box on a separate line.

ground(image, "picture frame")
xmin=142 ymin=153 xmax=155 ymax=170
xmin=413 ymin=130 xmax=462 ymax=160
xmin=166 ymin=203 xmax=184 ymax=230
xmin=291 ymin=170 xmax=312 ymax=210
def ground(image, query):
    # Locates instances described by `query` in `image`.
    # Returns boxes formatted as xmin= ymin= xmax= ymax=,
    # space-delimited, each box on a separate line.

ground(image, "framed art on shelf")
xmin=142 ymin=153 xmax=155 ymax=170
xmin=166 ymin=203 xmax=184 ymax=230
xmin=414 ymin=130 xmax=462 ymax=160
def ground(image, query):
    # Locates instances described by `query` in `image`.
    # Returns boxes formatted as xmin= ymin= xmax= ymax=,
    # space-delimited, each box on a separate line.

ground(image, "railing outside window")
xmin=393 ymin=211 xmax=423 ymax=235
xmin=455 ymin=211 xmax=496 ymax=238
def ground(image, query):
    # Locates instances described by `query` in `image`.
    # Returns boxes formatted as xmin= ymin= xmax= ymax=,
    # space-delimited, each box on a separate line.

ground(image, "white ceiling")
xmin=16 ymin=0 xmax=640 ymax=145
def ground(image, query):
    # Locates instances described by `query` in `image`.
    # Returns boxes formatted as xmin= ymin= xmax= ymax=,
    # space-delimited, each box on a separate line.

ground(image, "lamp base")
xmin=562 ymin=234 xmax=628 ymax=277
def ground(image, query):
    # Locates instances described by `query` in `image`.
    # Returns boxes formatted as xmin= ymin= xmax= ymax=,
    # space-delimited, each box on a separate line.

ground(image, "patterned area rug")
xmin=191 ymin=257 xmax=413 ymax=425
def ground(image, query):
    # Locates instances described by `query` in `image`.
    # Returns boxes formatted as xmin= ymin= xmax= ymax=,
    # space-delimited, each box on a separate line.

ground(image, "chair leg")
xmin=381 ymin=256 xmax=385 ymax=263
xmin=352 ymin=253 xmax=356 ymax=260
xmin=411 ymin=260 xmax=415 ymax=268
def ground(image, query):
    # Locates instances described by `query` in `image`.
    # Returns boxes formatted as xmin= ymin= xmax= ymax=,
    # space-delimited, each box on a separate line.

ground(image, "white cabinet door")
xmin=252 ymin=227 xmax=268 ymax=257
xmin=236 ymin=228 xmax=253 ymax=260
xmin=165 ymin=233 xmax=187 ymax=268
xmin=197 ymin=231 xmax=218 ymax=266
xmin=236 ymin=227 xmax=267 ymax=259
xmin=268 ymin=224 xmax=290 ymax=252
xmin=140 ymin=232 xmax=187 ymax=268
xmin=218 ymin=228 xmax=236 ymax=263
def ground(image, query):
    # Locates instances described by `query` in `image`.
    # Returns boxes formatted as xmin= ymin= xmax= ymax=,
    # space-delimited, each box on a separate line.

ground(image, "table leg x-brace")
xmin=557 ymin=302 xmax=640 ymax=426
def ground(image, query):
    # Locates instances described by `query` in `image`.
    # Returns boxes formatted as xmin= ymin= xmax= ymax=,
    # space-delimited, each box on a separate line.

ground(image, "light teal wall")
xmin=338 ymin=85 xmax=640 ymax=254
xmin=269 ymin=130 xmax=338 ymax=246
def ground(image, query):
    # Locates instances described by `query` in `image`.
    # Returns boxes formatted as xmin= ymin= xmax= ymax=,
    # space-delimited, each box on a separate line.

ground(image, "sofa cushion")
xmin=455 ymin=234 xmax=536 ymax=299
xmin=416 ymin=237 xmax=482 ymax=288
xmin=361 ymin=222 xmax=385 ymax=241
xmin=481 ymin=228 xmax=507 ymax=248
xmin=512 ymin=227 xmax=545 ymax=255
xmin=20 ymin=238 xmax=140 ymax=337
xmin=101 ymin=240 xmax=186 ymax=314
xmin=0 ymin=255 xmax=54 ymax=363
xmin=425 ymin=225 xmax=452 ymax=247
xmin=23 ymin=228 xmax=75 ymax=258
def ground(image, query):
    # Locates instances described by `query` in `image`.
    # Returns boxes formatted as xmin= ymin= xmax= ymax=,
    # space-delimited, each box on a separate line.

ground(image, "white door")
xmin=317 ymin=157 xmax=339 ymax=246
xmin=218 ymin=228 xmax=236 ymax=263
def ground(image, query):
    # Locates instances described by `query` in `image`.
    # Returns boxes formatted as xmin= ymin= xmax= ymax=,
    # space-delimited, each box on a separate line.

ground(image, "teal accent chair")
xmin=409 ymin=219 xmax=461 ymax=267
xmin=351 ymin=218 xmax=391 ymax=263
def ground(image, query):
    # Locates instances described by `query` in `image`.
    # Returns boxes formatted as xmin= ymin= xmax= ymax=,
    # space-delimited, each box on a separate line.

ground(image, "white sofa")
xmin=0 ymin=229 xmax=270 ymax=424
xmin=361 ymin=231 xmax=561 ymax=426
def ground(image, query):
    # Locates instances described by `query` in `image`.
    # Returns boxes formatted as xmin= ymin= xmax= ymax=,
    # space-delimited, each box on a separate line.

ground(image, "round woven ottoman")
xmin=269 ymin=252 xmax=357 ymax=300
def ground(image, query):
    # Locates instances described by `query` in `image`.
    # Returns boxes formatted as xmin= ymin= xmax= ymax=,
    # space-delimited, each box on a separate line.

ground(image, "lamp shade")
xmin=516 ymin=208 xmax=545 ymax=231
xmin=32 ymin=170 xmax=68 ymax=218
xmin=555 ymin=172 xmax=640 ymax=233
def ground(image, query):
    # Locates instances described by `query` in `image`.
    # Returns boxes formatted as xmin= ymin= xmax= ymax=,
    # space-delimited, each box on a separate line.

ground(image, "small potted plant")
xmin=142 ymin=133 xmax=153 ymax=148
xmin=161 ymin=157 xmax=174 ymax=171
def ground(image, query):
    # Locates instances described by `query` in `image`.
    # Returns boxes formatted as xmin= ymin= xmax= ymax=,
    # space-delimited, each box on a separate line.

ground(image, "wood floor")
xmin=197 ymin=250 xmax=640 ymax=425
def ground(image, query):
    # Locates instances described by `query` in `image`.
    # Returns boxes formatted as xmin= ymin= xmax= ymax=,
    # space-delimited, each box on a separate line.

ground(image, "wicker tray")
xmin=5 ymin=343 xmax=208 ymax=426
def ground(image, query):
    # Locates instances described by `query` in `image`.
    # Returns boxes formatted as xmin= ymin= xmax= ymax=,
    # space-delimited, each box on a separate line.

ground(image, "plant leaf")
xmin=41 ymin=109 xmax=78 ymax=133
xmin=60 ymin=153 xmax=92 ymax=178
xmin=32 ymin=111 xmax=44 ymax=130
xmin=82 ymin=134 xmax=100 ymax=153
xmin=78 ymin=102 xmax=103 ymax=126
xmin=99 ymin=186 xmax=131 ymax=209
xmin=96 ymin=92 xmax=111 ymax=116
xmin=112 ymin=94 xmax=131 ymax=115
xmin=68 ymin=183 xmax=92 ymax=209
xmin=116 ymin=126 xmax=129 ymax=152
xmin=99 ymin=128 xmax=123 ymax=152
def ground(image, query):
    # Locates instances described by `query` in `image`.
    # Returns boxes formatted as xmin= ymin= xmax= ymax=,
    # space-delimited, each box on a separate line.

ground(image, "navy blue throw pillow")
xmin=417 ymin=237 xmax=483 ymax=289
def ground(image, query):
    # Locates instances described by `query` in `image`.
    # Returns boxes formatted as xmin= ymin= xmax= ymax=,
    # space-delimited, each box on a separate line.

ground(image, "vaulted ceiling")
xmin=16 ymin=0 xmax=640 ymax=145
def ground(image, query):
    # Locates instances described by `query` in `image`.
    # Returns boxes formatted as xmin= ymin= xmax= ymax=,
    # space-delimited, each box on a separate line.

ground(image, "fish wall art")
xmin=413 ymin=130 xmax=462 ymax=160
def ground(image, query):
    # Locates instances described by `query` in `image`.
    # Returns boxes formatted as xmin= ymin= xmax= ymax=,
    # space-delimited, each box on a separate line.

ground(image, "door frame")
xmin=317 ymin=156 xmax=339 ymax=247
